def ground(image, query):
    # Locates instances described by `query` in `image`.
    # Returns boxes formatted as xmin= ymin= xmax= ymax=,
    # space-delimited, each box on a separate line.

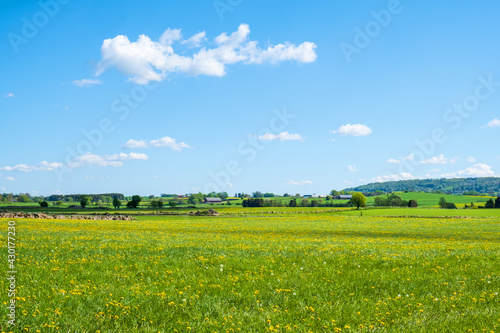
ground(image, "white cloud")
xmin=387 ymin=158 xmax=401 ymax=164
xmin=1 ymin=187 xmax=5 ymax=191
xmin=85 ymin=175 xmax=110 ymax=180
xmin=485 ymin=118 xmax=500 ymax=128
xmin=429 ymin=168 xmax=440 ymax=173
xmin=370 ymin=172 xmax=415 ymax=183
xmin=403 ymin=153 xmax=415 ymax=161
xmin=421 ymin=154 xmax=448 ymax=164
xmin=5 ymin=177 xmax=16 ymax=181
xmin=68 ymin=153 xmax=148 ymax=168
xmin=257 ymin=131 xmax=304 ymax=142
xmin=124 ymin=136 xmax=190 ymax=151
xmin=333 ymin=124 xmax=372 ymax=136
xmin=1 ymin=153 xmax=147 ymax=172
xmin=467 ymin=156 xmax=476 ymax=163
xmin=4 ymin=92 xmax=15 ymax=98
xmin=286 ymin=180 xmax=313 ymax=186
xmin=228 ymin=182 xmax=234 ymax=188
xmin=182 ymin=31 xmax=207 ymax=48
xmin=441 ymin=163 xmax=496 ymax=178
xmin=0 ymin=161 xmax=63 ymax=172
xmin=73 ymin=78 xmax=102 ymax=87
xmin=96 ymin=24 xmax=317 ymax=84
xmin=348 ymin=165 xmax=358 ymax=172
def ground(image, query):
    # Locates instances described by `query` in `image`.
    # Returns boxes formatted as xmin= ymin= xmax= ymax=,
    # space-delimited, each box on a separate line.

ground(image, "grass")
xmin=0 ymin=209 xmax=499 ymax=332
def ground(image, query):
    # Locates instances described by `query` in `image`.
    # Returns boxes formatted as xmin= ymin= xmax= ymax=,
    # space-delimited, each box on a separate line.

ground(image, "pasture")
xmin=1 ymin=208 xmax=499 ymax=332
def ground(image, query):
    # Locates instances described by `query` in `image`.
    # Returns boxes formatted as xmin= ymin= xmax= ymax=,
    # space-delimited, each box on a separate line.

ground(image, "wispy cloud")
xmin=1 ymin=153 xmax=148 ymax=172
xmin=5 ymin=176 xmax=17 ymax=181
xmin=286 ymin=180 xmax=313 ymax=185
xmin=0 ymin=161 xmax=64 ymax=172
xmin=332 ymin=124 xmax=372 ymax=136
xmin=257 ymin=131 xmax=304 ymax=142
xmin=421 ymin=154 xmax=459 ymax=164
xmin=3 ymin=92 xmax=15 ymax=98
xmin=73 ymin=78 xmax=102 ymax=87
xmin=124 ymin=136 xmax=190 ymax=151
xmin=467 ymin=156 xmax=476 ymax=163
xmin=348 ymin=165 xmax=358 ymax=172
xmin=96 ymin=23 xmax=317 ymax=84
xmin=387 ymin=158 xmax=400 ymax=164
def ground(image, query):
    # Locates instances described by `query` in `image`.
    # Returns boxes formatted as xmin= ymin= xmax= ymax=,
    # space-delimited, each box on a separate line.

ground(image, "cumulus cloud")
xmin=370 ymin=172 xmax=415 ymax=183
xmin=257 ymin=131 xmax=304 ymax=142
xmin=96 ymin=24 xmax=317 ymax=84
xmin=333 ymin=124 xmax=372 ymax=136
xmin=5 ymin=176 xmax=16 ymax=181
xmin=485 ymin=118 xmax=500 ymax=128
xmin=387 ymin=158 xmax=401 ymax=164
xmin=4 ymin=92 xmax=14 ymax=98
xmin=73 ymin=78 xmax=102 ymax=87
xmin=348 ymin=165 xmax=358 ymax=172
xmin=286 ymin=180 xmax=313 ymax=185
xmin=124 ymin=136 xmax=190 ymax=151
xmin=441 ymin=163 xmax=496 ymax=178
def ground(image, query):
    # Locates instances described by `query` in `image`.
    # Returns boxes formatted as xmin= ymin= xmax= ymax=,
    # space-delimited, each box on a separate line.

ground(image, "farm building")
xmin=336 ymin=195 xmax=352 ymax=200
xmin=204 ymin=197 xmax=222 ymax=203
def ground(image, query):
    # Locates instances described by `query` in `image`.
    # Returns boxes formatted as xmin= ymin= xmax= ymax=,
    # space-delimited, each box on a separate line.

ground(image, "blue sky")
xmin=1 ymin=0 xmax=499 ymax=196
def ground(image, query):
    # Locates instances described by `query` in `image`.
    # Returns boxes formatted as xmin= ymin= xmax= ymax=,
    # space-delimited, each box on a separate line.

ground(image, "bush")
xmin=408 ymin=199 xmax=418 ymax=208
xmin=39 ymin=201 xmax=48 ymax=208
xmin=445 ymin=202 xmax=457 ymax=209
xmin=484 ymin=199 xmax=494 ymax=209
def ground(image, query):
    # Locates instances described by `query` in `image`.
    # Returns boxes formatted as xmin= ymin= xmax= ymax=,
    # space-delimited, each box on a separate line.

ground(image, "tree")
xmin=311 ymin=200 xmax=319 ymax=207
xmin=438 ymin=197 xmax=447 ymax=208
xmin=289 ymin=199 xmax=297 ymax=207
xmin=485 ymin=199 xmax=494 ymax=209
xmin=188 ymin=193 xmax=204 ymax=205
xmin=350 ymin=192 xmax=366 ymax=210
xmin=56 ymin=200 xmax=63 ymax=206
xmin=217 ymin=192 xmax=229 ymax=200
xmin=18 ymin=194 xmax=30 ymax=203
xmin=39 ymin=201 xmax=49 ymax=208
xmin=113 ymin=198 xmax=121 ymax=209
xmin=408 ymin=199 xmax=418 ymax=208
xmin=156 ymin=199 xmax=164 ymax=209
xmin=80 ymin=196 xmax=90 ymax=208
xmin=495 ymin=197 xmax=500 ymax=208
xmin=168 ymin=200 xmax=177 ymax=208
xmin=326 ymin=195 xmax=332 ymax=201
xmin=132 ymin=195 xmax=142 ymax=205
xmin=252 ymin=191 xmax=263 ymax=198
xmin=330 ymin=190 xmax=339 ymax=197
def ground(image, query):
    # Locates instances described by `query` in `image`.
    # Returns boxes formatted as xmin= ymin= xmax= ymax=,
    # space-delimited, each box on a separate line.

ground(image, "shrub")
xmin=408 ymin=199 xmax=418 ymax=208
xmin=39 ymin=201 xmax=49 ymax=208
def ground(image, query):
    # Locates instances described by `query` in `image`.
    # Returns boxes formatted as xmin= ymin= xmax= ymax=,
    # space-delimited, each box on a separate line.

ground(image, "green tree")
xmin=39 ymin=201 xmax=49 ymax=208
xmin=252 ymin=191 xmax=263 ymax=198
xmin=156 ymin=199 xmax=164 ymax=209
xmin=113 ymin=198 xmax=121 ymax=209
xmin=495 ymin=197 xmax=500 ymax=208
xmin=408 ymin=199 xmax=418 ymax=208
xmin=18 ymin=194 xmax=30 ymax=203
xmin=485 ymin=199 xmax=494 ymax=209
xmin=330 ymin=190 xmax=340 ymax=197
xmin=168 ymin=200 xmax=177 ymax=208
xmin=56 ymin=200 xmax=63 ymax=206
xmin=350 ymin=192 xmax=367 ymax=210
xmin=438 ymin=197 xmax=447 ymax=208
xmin=80 ymin=196 xmax=90 ymax=208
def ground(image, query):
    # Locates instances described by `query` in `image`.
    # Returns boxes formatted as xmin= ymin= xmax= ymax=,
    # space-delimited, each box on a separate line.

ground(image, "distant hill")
xmin=344 ymin=177 xmax=500 ymax=195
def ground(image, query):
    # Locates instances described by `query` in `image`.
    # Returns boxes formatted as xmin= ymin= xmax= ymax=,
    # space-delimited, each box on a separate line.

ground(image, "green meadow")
xmin=1 ymin=206 xmax=499 ymax=332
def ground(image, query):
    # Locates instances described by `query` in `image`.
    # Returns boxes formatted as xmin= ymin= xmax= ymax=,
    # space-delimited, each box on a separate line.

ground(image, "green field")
xmin=1 ymin=207 xmax=499 ymax=332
